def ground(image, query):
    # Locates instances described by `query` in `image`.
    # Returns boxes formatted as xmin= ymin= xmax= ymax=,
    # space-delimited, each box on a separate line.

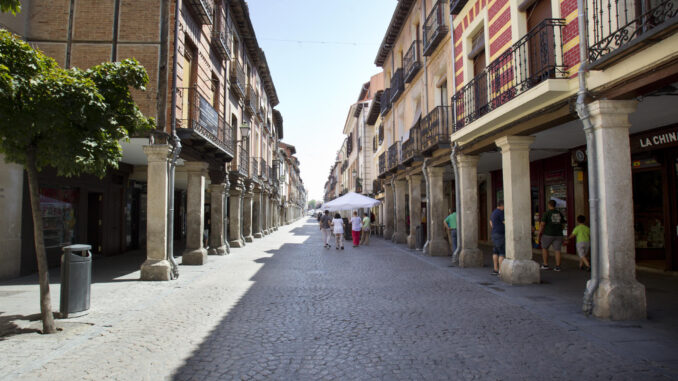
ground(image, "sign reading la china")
xmin=637 ymin=129 xmax=678 ymax=149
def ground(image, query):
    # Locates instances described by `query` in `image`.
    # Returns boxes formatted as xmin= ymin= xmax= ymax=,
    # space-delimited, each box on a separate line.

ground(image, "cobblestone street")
xmin=1 ymin=217 xmax=677 ymax=380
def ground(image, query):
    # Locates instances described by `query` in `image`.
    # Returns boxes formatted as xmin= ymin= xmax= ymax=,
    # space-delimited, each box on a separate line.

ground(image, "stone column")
xmin=495 ymin=136 xmax=539 ymax=284
xmin=208 ymin=182 xmax=228 ymax=256
xmin=261 ymin=192 xmax=269 ymax=235
xmin=425 ymin=166 xmax=449 ymax=256
xmin=407 ymin=174 xmax=422 ymax=249
xmin=393 ymin=178 xmax=408 ymax=243
xmin=140 ymin=145 xmax=171 ymax=280
xmin=181 ymin=161 xmax=208 ymax=265
xmin=228 ymin=176 xmax=245 ymax=248
xmin=588 ymin=100 xmax=646 ymax=320
xmin=457 ymin=154 xmax=483 ymax=267
xmin=243 ymin=182 xmax=254 ymax=242
xmin=253 ymin=188 xmax=262 ymax=238
xmin=383 ymin=181 xmax=394 ymax=239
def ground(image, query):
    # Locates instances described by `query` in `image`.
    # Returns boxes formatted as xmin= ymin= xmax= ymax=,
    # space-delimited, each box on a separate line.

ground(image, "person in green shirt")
xmin=360 ymin=212 xmax=371 ymax=245
xmin=538 ymin=200 xmax=566 ymax=271
xmin=444 ymin=209 xmax=457 ymax=253
xmin=568 ymin=215 xmax=591 ymax=271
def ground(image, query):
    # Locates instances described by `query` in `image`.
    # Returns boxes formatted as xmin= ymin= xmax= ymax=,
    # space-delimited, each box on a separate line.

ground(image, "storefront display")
xmin=40 ymin=188 xmax=78 ymax=249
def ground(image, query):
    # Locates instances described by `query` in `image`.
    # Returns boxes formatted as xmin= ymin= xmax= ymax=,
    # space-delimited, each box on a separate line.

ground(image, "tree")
xmin=307 ymin=199 xmax=317 ymax=210
xmin=0 ymin=0 xmax=20 ymax=14
xmin=0 ymin=30 xmax=154 ymax=333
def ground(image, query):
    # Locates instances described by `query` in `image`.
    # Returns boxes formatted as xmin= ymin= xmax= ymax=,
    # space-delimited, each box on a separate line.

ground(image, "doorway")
xmin=87 ymin=192 xmax=103 ymax=255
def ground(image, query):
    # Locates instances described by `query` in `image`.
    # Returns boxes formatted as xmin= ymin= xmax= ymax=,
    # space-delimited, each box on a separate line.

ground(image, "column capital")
xmin=426 ymin=165 xmax=445 ymax=177
xmin=183 ymin=161 xmax=209 ymax=174
xmin=208 ymin=183 xmax=228 ymax=193
xmin=588 ymin=100 xmax=638 ymax=130
xmin=495 ymin=135 xmax=535 ymax=152
xmin=456 ymin=153 xmax=480 ymax=168
xmin=407 ymin=173 xmax=422 ymax=182
xmin=143 ymin=144 xmax=171 ymax=162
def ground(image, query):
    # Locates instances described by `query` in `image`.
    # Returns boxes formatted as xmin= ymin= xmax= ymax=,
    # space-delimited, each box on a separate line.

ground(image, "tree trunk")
xmin=26 ymin=147 xmax=57 ymax=334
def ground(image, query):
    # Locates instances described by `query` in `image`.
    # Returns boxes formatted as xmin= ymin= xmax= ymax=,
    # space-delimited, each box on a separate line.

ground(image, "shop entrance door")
xmin=632 ymin=167 xmax=667 ymax=263
xmin=87 ymin=192 xmax=103 ymax=255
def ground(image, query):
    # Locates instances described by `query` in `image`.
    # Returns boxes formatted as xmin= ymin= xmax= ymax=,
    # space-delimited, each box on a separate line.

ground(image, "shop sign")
xmin=631 ymin=126 xmax=678 ymax=151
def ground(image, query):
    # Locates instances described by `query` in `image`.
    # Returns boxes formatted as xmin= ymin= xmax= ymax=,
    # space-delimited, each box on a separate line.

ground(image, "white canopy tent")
xmin=321 ymin=192 xmax=381 ymax=212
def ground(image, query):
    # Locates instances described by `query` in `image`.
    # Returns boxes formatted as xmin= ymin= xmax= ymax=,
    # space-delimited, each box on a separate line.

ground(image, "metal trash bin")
xmin=415 ymin=225 xmax=424 ymax=250
xmin=60 ymin=244 xmax=92 ymax=318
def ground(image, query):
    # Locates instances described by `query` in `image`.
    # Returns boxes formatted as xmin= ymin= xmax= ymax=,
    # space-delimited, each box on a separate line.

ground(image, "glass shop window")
xmin=40 ymin=188 xmax=78 ymax=249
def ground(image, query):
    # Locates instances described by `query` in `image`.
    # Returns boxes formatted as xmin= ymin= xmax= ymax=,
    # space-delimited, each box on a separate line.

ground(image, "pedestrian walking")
xmin=331 ymin=213 xmax=345 ymax=250
xmin=568 ymin=215 xmax=591 ymax=271
xmin=350 ymin=211 xmax=362 ymax=247
xmin=444 ymin=209 xmax=457 ymax=253
xmin=538 ymin=200 xmax=566 ymax=271
xmin=319 ymin=210 xmax=332 ymax=248
xmin=360 ymin=212 xmax=371 ymax=245
xmin=490 ymin=201 xmax=505 ymax=275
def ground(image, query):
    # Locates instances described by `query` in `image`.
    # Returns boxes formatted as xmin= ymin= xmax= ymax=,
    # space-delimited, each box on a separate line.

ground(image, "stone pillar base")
xmin=182 ymin=248 xmax=208 ymax=265
xmin=392 ymin=232 xmax=407 ymax=244
xmin=383 ymin=228 xmax=393 ymax=240
xmin=426 ymin=239 xmax=449 ymax=256
xmin=208 ymin=245 xmax=228 ymax=256
xmin=245 ymin=235 xmax=254 ymax=243
xmin=592 ymin=279 xmax=647 ymax=320
xmin=407 ymin=234 xmax=416 ymax=249
xmin=459 ymin=248 xmax=483 ymax=268
xmin=254 ymin=233 xmax=263 ymax=238
xmin=140 ymin=259 xmax=171 ymax=281
xmin=230 ymin=239 xmax=245 ymax=248
xmin=499 ymin=258 xmax=540 ymax=285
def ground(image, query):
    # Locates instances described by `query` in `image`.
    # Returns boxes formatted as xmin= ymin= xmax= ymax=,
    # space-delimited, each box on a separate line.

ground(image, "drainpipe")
xmin=166 ymin=0 xmax=182 ymax=279
xmin=422 ymin=158 xmax=432 ymax=251
xmin=575 ymin=0 xmax=599 ymax=315
xmin=449 ymin=10 xmax=462 ymax=265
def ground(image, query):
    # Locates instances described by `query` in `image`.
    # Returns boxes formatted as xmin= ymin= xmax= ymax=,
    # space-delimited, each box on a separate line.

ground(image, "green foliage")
xmin=0 ymin=30 xmax=154 ymax=178
xmin=0 ymin=0 xmax=21 ymax=15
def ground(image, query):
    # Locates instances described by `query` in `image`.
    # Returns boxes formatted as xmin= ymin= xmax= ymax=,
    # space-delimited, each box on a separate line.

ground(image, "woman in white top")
xmin=331 ymin=213 xmax=344 ymax=250
xmin=350 ymin=211 xmax=362 ymax=247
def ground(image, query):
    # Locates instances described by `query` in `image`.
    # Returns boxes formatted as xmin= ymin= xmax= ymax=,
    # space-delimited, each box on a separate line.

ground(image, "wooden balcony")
xmin=185 ymin=0 xmax=213 ymax=25
xmin=230 ymin=60 xmax=246 ymax=99
xmin=400 ymin=122 xmax=422 ymax=166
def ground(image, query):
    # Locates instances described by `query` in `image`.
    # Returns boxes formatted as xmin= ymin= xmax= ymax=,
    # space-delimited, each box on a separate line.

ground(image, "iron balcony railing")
xmin=246 ymin=85 xmax=258 ymax=115
xmin=390 ymin=68 xmax=404 ymax=103
xmin=238 ymin=146 xmax=249 ymax=177
xmin=230 ymin=59 xmax=246 ymax=99
xmin=210 ymin=27 xmax=231 ymax=61
xmin=387 ymin=141 xmax=401 ymax=172
xmin=452 ymin=19 xmax=566 ymax=131
xmin=177 ymin=86 xmax=234 ymax=157
xmin=185 ymin=0 xmax=213 ymax=25
xmin=378 ymin=152 xmax=387 ymax=177
xmin=251 ymin=157 xmax=259 ymax=181
xmin=260 ymin=158 xmax=268 ymax=180
xmin=380 ymin=88 xmax=392 ymax=116
xmin=423 ymin=1 xmax=449 ymax=56
xmin=372 ymin=179 xmax=384 ymax=194
xmin=587 ymin=0 xmax=678 ymax=66
xmin=421 ymin=106 xmax=452 ymax=155
xmin=400 ymin=122 xmax=421 ymax=165
xmin=404 ymin=40 xmax=422 ymax=83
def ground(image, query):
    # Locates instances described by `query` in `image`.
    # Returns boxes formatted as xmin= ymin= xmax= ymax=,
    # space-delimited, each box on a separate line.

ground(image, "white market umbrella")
xmin=322 ymin=192 xmax=381 ymax=212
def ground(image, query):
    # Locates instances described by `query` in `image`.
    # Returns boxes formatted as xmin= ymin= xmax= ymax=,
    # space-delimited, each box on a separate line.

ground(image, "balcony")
xmin=378 ymin=123 xmax=384 ymax=145
xmin=372 ymin=179 xmax=384 ymax=194
xmin=423 ymin=1 xmax=449 ymax=56
xmin=210 ymin=27 xmax=231 ymax=61
xmin=237 ymin=146 xmax=249 ymax=177
xmin=372 ymin=136 xmax=377 ymax=153
xmin=230 ymin=60 xmax=246 ymax=99
xmin=378 ymin=152 xmax=387 ymax=178
xmin=176 ymin=86 xmax=234 ymax=160
xmin=421 ymin=106 xmax=451 ymax=155
xmin=400 ymin=122 xmax=421 ymax=166
xmin=390 ymin=68 xmax=404 ymax=103
xmin=587 ymin=0 xmax=678 ymax=68
xmin=245 ymin=85 xmax=257 ymax=115
xmin=404 ymin=40 xmax=422 ymax=83
xmin=251 ymin=157 xmax=259 ymax=181
xmin=452 ymin=19 xmax=566 ymax=131
xmin=185 ymin=0 xmax=213 ymax=25
xmin=387 ymin=141 xmax=401 ymax=173
xmin=380 ymin=88 xmax=392 ymax=116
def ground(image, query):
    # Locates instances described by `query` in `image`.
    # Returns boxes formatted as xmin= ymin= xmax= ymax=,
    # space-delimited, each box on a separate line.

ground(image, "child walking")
xmin=331 ymin=213 xmax=345 ymax=250
xmin=568 ymin=215 xmax=591 ymax=271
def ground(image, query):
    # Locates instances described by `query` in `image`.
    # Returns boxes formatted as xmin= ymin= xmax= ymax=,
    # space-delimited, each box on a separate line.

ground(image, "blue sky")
xmin=247 ymin=0 xmax=396 ymax=202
